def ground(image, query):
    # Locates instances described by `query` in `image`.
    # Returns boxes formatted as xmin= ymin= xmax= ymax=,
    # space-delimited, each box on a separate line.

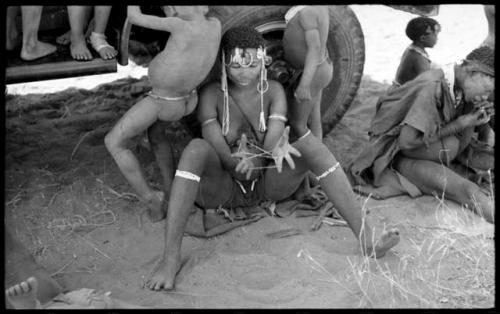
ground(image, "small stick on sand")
xmin=74 ymin=232 xmax=113 ymax=261
xmin=70 ymin=131 xmax=90 ymax=161
xmin=50 ymin=254 xmax=77 ymax=277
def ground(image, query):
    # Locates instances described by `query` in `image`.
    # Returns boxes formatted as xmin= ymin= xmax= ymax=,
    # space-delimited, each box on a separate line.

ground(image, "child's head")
xmin=405 ymin=17 xmax=440 ymax=48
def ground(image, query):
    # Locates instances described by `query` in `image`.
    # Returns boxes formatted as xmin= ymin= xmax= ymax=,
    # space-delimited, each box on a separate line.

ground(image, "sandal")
xmin=88 ymin=32 xmax=117 ymax=60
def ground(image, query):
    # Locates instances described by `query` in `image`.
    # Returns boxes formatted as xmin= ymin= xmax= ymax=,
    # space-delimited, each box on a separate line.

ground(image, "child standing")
xmin=105 ymin=6 xmax=221 ymax=222
xmin=282 ymin=5 xmax=400 ymax=260
xmin=393 ymin=17 xmax=441 ymax=87
xmin=282 ymin=5 xmax=331 ymax=140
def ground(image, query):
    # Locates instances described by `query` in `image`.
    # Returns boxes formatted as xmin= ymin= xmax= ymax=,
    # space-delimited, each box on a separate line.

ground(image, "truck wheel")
xmin=209 ymin=5 xmax=365 ymax=135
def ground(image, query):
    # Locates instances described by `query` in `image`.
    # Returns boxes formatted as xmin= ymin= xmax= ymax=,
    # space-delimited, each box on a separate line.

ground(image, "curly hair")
xmin=465 ymin=46 xmax=494 ymax=71
xmin=221 ymin=26 xmax=266 ymax=56
xmin=405 ymin=17 xmax=440 ymax=42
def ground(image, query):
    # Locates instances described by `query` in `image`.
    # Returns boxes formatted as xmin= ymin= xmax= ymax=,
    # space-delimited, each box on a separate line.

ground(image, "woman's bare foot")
xmin=143 ymin=255 xmax=181 ymax=291
xmin=363 ymin=228 xmax=400 ymax=258
xmin=20 ymin=41 xmax=57 ymax=61
xmin=70 ymin=33 xmax=93 ymax=61
xmin=144 ymin=190 xmax=165 ymax=222
xmin=5 ymin=277 xmax=42 ymax=309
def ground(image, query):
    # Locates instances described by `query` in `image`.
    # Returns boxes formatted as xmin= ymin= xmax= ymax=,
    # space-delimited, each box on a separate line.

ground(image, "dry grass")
xmin=345 ymin=178 xmax=495 ymax=308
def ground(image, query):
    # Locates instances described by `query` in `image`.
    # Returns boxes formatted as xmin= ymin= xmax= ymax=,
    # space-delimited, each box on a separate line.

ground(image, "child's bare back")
xmin=104 ymin=6 xmax=221 ymax=221
xmin=128 ymin=6 xmax=221 ymax=98
xmin=148 ymin=9 xmax=221 ymax=96
xmin=282 ymin=6 xmax=330 ymax=69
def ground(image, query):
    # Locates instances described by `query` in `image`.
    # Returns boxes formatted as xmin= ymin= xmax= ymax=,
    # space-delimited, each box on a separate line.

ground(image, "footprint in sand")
xmin=229 ymin=254 xmax=307 ymax=304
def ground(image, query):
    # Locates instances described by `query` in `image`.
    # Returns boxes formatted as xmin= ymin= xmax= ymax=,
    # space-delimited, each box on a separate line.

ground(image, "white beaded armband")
xmin=316 ymin=162 xmax=340 ymax=181
xmin=201 ymin=118 xmax=217 ymax=127
xmin=268 ymin=114 xmax=287 ymax=122
xmin=175 ymin=170 xmax=201 ymax=182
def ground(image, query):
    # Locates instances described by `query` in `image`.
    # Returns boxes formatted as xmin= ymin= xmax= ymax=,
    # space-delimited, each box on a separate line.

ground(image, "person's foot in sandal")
xmin=89 ymin=32 xmax=117 ymax=60
xmin=70 ymin=32 xmax=93 ymax=61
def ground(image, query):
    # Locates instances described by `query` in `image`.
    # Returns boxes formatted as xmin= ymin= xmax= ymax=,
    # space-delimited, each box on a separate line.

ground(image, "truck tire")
xmin=208 ymin=5 xmax=365 ymax=135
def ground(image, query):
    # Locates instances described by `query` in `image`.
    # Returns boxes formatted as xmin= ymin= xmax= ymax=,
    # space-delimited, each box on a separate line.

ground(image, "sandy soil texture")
xmin=5 ymin=75 xmax=494 ymax=308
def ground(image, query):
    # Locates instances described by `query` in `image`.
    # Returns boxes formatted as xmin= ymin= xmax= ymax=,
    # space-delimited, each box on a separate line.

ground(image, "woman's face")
xmin=462 ymin=70 xmax=494 ymax=104
xmin=226 ymin=48 xmax=262 ymax=87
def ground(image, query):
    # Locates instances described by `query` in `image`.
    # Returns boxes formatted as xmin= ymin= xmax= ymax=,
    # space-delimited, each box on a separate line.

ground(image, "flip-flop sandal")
xmin=89 ymin=32 xmax=116 ymax=59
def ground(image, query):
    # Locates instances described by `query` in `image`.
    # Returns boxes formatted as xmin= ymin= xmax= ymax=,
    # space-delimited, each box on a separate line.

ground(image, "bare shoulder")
xmin=268 ymin=80 xmax=285 ymax=94
xmin=199 ymin=81 xmax=220 ymax=100
xmin=298 ymin=8 xmax=322 ymax=29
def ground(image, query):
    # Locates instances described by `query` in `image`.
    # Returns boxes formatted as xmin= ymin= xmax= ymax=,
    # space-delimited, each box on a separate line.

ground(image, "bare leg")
xmin=308 ymin=91 xmax=323 ymax=139
xmin=5 ymin=277 xmax=42 ymax=309
xmin=293 ymin=131 xmax=400 ymax=258
xmin=395 ymin=157 xmax=494 ymax=223
xmin=353 ymin=169 xmax=408 ymax=199
xmin=6 ymin=6 xmax=21 ymax=51
xmin=104 ymin=96 xmax=164 ymax=218
xmin=144 ymin=139 xmax=234 ymax=291
xmin=5 ymin=228 xmax=62 ymax=306
xmin=20 ymin=6 xmax=57 ymax=60
xmin=67 ymin=5 xmax=93 ymax=60
xmin=482 ymin=5 xmax=495 ymax=48
xmin=90 ymin=6 xmax=117 ymax=60
xmin=147 ymin=120 xmax=175 ymax=221
xmin=57 ymin=18 xmax=93 ymax=45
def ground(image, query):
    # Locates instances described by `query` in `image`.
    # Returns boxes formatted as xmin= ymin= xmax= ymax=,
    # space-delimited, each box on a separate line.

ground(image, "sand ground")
xmin=4 ymin=75 xmax=494 ymax=308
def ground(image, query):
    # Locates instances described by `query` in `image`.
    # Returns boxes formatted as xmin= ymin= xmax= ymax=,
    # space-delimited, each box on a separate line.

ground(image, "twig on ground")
xmin=70 ymin=131 xmax=90 ymax=161
xmin=50 ymin=254 xmax=77 ymax=277
xmin=74 ymin=232 xmax=113 ymax=261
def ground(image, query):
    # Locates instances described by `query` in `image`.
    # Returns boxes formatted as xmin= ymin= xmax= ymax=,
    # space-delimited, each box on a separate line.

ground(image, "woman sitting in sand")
xmin=143 ymin=26 xmax=400 ymax=291
xmin=350 ymin=46 xmax=495 ymax=223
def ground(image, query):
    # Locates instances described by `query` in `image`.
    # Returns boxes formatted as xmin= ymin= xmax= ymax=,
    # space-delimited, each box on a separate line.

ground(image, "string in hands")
xmin=231 ymin=126 xmax=302 ymax=179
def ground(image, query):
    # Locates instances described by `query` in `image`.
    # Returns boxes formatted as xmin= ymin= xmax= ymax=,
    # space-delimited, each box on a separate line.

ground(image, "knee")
xmin=443 ymin=136 xmax=460 ymax=159
xmin=180 ymin=139 xmax=212 ymax=161
xmin=461 ymin=181 xmax=481 ymax=200
xmin=104 ymin=131 xmax=119 ymax=153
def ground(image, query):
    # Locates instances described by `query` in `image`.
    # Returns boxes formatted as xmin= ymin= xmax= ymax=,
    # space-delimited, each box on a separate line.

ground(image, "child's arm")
xmin=127 ymin=6 xmax=181 ymax=32
xmin=198 ymin=84 xmax=239 ymax=171
xmin=295 ymin=10 xmax=323 ymax=101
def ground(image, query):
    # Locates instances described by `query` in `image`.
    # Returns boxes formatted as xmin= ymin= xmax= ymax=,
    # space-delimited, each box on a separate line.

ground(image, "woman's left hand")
xmin=271 ymin=126 xmax=302 ymax=173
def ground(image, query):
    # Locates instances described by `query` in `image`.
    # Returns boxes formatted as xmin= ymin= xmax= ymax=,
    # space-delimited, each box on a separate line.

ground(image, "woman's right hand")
xmin=460 ymin=102 xmax=494 ymax=127
xmin=231 ymin=134 xmax=256 ymax=180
